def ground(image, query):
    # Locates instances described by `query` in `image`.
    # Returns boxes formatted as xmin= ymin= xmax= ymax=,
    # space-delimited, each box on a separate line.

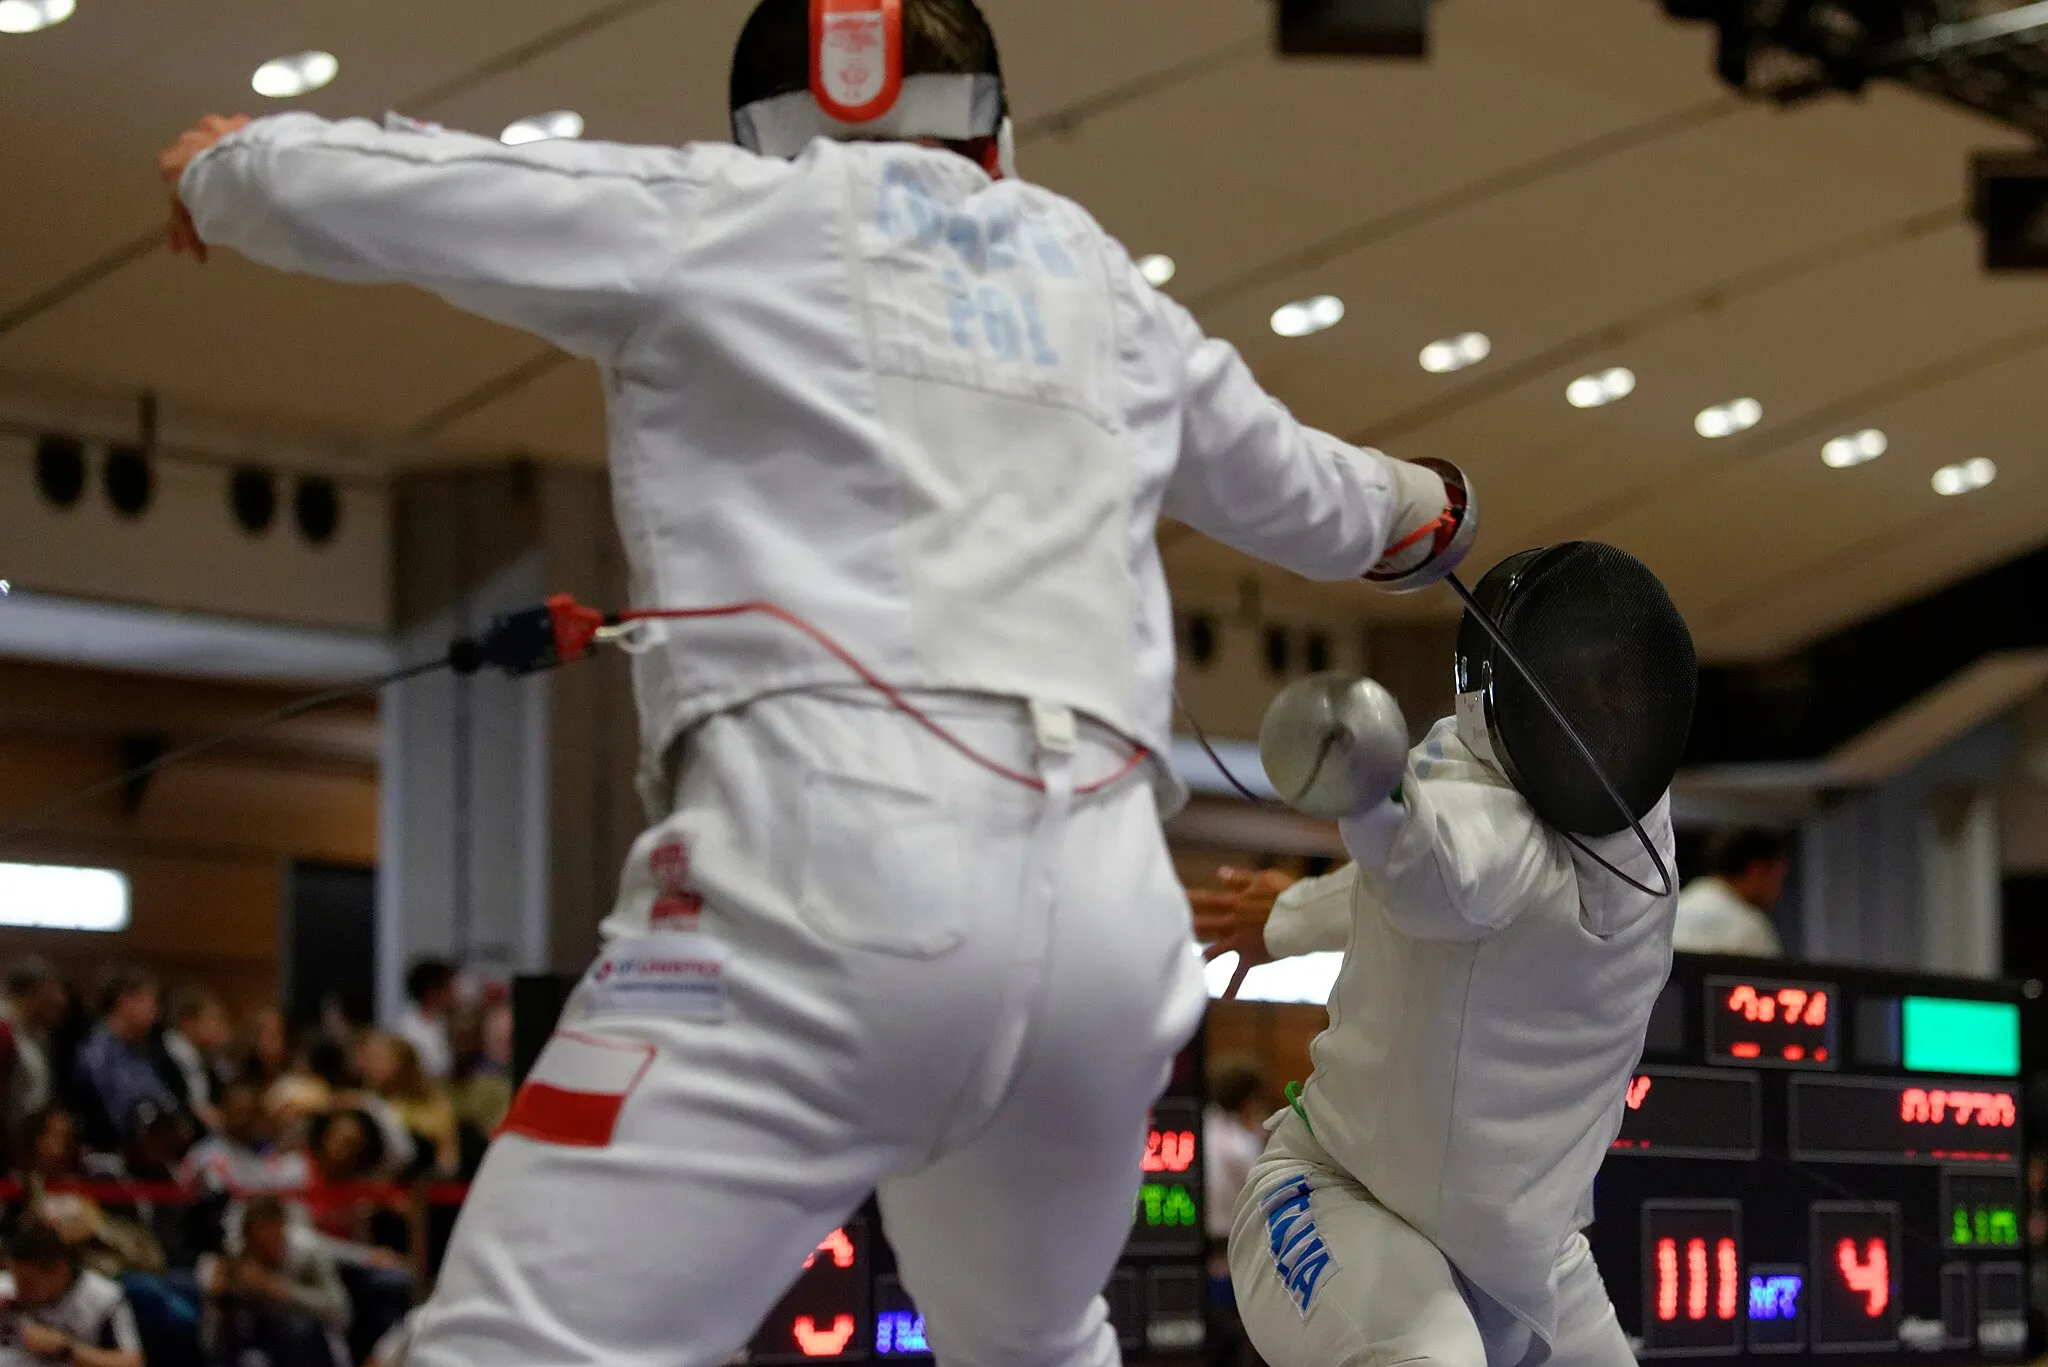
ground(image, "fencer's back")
xmin=1304 ymin=729 xmax=1677 ymax=1342
xmin=610 ymin=138 xmax=1182 ymax=792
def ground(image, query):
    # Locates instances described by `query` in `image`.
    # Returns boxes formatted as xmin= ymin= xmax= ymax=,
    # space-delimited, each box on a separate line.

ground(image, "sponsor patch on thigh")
xmin=499 ymin=1031 xmax=656 ymax=1148
xmin=584 ymin=930 xmax=729 ymax=1021
xmin=1261 ymin=1173 xmax=1338 ymax=1316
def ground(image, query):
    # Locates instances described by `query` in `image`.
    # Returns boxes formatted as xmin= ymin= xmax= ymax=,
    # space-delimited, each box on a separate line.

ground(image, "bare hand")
xmin=367 ymin=1247 xmax=407 ymax=1272
xmin=20 ymin=1322 xmax=69 ymax=1357
xmin=1189 ymin=866 xmax=1294 ymax=999
xmin=158 ymin=114 xmax=251 ymax=263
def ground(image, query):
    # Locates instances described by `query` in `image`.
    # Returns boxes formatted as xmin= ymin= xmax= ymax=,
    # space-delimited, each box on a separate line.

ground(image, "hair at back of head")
xmin=405 ymin=959 xmax=456 ymax=1004
xmin=4 ymin=956 xmax=56 ymax=999
xmin=170 ymin=985 xmax=222 ymax=1026
xmin=1209 ymin=1055 xmax=1268 ymax=1114
xmin=731 ymin=0 xmax=1002 ymax=111
xmin=93 ymin=962 xmax=154 ymax=1021
xmin=1706 ymin=828 xmax=1790 ymax=879
xmin=8 ymin=1220 xmax=72 ymax=1269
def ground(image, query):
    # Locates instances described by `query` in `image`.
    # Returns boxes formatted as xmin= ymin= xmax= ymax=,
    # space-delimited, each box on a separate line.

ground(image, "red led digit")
xmin=792 ymin=1315 xmax=857 ymax=1357
xmin=1626 ymin=1076 xmax=1652 ymax=1110
xmin=1806 ymin=992 xmax=1829 ymax=1026
xmin=1717 ymin=1239 xmax=1738 ymax=1321
xmin=1836 ymin=1240 xmax=1889 ymax=1317
xmin=1777 ymin=988 xmax=1807 ymax=1021
xmin=1657 ymin=1238 xmax=1679 ymax=1322
xmin=1687 ymin=1239 xmax=1708 ymax=1321
xmin=802 ymin=1228 xmax=856 ymax=1270
xmin=1727 ymin=985 xmax=1760 ymax=1021
xmin=1142 ymin=1129 xmax=1197 ymax=1174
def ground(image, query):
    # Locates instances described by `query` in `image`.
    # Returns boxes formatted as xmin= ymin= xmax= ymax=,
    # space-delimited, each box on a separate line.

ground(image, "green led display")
xmin=1951 ymin=1205 xmax=2020 ymax=1247
xmin=1136 ymin=1183 xmax=1197 ymax=1228
xmin=1902 ymin=996 xmax=2021 ymax=1077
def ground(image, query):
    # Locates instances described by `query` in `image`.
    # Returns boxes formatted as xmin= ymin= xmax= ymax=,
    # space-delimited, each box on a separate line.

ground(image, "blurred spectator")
xmin=366 ymin=1310 xmax=417 ymax=1367
xmin=396 ymin=962 xmax=456 ymax=1082
xmin=0 ymin=1221 xmax=142 ymax=1367
xmin=201 ymin=1197 xmax=348 ymax=1367
xmin=1674 ymin=828 xmax=1789 ymax=958
xmin=157 ymin=990 xmax=233 ymax=1134
xmin=353 ymin=1034 xmax=457 ymax=1178
xmin=241 ymin=1009 xmax=291 ymax=1091
xmin=72 ymin=968 xmax=174 ymax=1152
xmin=23 ymin=1108 xmax=84 ymax=1186
xmin=182 ymin=1082 xmax=310 ymax=1200
xmin=0 ymin=959 xmax=69 ymax=1155
xmin=445 ymin=1008 xmax=511 ymax=1145
xmin=1203 ymin=1057 xmax=1270 ymax=1247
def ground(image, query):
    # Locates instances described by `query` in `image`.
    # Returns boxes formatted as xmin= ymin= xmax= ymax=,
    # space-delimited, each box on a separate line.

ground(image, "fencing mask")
xmin=730 ymin=0 xmax=1015 ymax=176
xmin=1452 ymin=542 xmax=1696 ymax=889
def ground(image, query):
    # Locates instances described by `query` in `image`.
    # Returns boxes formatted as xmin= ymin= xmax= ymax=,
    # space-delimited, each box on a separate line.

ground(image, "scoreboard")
xmin=1592 ymin=954 xmax=2032 ymax=1362
xmin=745 ymin=1040 xmax=1210 ymax=1364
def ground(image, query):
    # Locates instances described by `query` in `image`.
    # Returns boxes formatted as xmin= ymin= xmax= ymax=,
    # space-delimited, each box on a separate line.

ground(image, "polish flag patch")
xmin=499 ymin=1031 xmax=655 ymax=1148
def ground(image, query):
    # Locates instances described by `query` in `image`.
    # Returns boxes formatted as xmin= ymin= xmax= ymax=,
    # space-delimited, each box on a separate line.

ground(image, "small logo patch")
xmin=1262 ymin=1174 xmax=1336 ymax=1316
xmin=649 ymin=839 xmax=705 ymax=926
xmin=586 ymin=930 xmax=729 ymax=1021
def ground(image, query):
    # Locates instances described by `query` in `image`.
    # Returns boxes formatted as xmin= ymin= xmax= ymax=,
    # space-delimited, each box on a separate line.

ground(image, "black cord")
xmin=1446 ymin=573 xmax=1676 ymax=900
xmin=1174 ymin=693 xmax=1287 ymax=810
xmin=0 ymin=655 xmax=453 ymax=848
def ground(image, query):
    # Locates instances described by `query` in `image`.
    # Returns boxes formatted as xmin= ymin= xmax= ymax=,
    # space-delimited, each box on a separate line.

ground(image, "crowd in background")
xmin=0 ymin=956 xmax=512 ymax=1367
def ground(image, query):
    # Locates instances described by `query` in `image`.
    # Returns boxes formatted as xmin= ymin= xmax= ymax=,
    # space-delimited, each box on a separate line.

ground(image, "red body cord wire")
xmin=614 ymin=603 xmax=1149 ymax=797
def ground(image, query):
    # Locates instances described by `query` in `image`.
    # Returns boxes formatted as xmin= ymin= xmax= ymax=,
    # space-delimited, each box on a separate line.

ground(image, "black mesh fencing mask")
xmin=1452 ymin=543 xmax=1697 ymax=879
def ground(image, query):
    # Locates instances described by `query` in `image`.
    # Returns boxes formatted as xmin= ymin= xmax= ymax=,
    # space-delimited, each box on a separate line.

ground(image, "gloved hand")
xmin=1366 ymin=456 xmax=1477 ymax=593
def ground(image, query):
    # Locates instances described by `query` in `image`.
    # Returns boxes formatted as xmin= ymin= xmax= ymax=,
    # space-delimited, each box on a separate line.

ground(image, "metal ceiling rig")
xmin=1663 ymin=0 xmax=2048 ymax=140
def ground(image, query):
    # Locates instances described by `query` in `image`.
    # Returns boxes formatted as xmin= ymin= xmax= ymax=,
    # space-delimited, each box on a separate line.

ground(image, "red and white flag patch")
xmin=498 ymin=1031 xmax=655 ymax=1149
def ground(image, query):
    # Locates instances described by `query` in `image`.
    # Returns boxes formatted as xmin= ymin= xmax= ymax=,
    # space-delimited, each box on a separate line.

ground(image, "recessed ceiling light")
xmin=1932 ymin=457 xmax=1996 ymax=497
xmin=0 ymin=0 xmax=73 ymax=34
xmin=1137 ymin=254 xmax=1177 ymax=288
xmin=1694 ymin=397 xmax=1762 ymax=439
xmin=1271 ymin=295 xmax=1345 ymax=339
xmin=1566 ymin=366 xmax=1636 ymax=409
xmin=251 ymin=50 xmax=339 ymax=99
xmin=0 ymin=580 xmax=11 ymax=596
xmin=1821 ymin=429 xmax=1888 ymax=469
xmin=1419 ymin=331 xmax=1491 ymax=374
xmin=501 ymin=110 xmax=585 ymax=146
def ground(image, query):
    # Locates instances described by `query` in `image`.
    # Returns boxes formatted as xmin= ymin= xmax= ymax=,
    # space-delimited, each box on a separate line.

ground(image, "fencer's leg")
xmin=1228 ymin=1119 xmax=1487 ymax=1367
xmin=1532 ymin=1233 xmax=1634 ymax=1367
xmin=878 ymin=776 xmax=1209 ymax=1367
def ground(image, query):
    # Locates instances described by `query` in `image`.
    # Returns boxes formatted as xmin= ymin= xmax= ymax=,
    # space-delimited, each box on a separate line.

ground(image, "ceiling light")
xmin=1419 ymin=331 xmax=1491 ymax=374
xmin=1821 ymin=429 xmax=1888 ymax=469
xmin=1566 ymin=366 xmax=1636 ymax=409
xmin=1137 ymin=254 xmax=1177 ymax=288
xmin=0 ymin=580 xmax=10 ymax=596
xmin=0 ymin=862 xmax=129 ymax=932
xmin=1932 ymin=457 xmax=1996 ymax=497
xmin=501 ymin=110 xmax=585 ymax=146
xmin=251 ymin=50 xmax=339 ymax=99
xmin=0 ymin=0 xmax=73 ymax=33
xmin=1271 ymin=295 xmax=1345 ymax=339
xmin=1694 ymin=397 xmax=1762 ymax=439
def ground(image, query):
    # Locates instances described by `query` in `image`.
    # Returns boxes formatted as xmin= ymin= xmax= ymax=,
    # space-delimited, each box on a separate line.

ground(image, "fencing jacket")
xmin=181 ymin=115 xmax=1440 ymax=809
xmin=1263 ymin=719 xmax=1677 ymax=1345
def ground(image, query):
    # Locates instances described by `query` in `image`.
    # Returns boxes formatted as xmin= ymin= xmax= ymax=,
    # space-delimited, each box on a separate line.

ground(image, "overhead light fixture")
xmin=501 ymin=110 xmax=585 ymax=146
xmin=1932 ymin=458 xmax=1996 ymax=497
xmin=1418 ymin=331 xmax=1491 ymax=374
xmin=0 ymin=862 xmax=130 ymax=932
xmin=251 ymin=50 xmax=339 ymax=99
xmin=1271 ymin=294 xmax=1345 ymax=339
xmin=1694 ymin=397 xmax=1762 ymax=439
xmin=0 ymin=580 xmax=11 ymax=596
xmin=1821 ymin=429 xmax=1888 ymax=469
xmin=1566 ymin=367 xmax=1636 ymax=409
xmin=0 ymin=0 xmax=74 ymax=34
xmin=1137 ymin=254 xmax=1177 ymax=288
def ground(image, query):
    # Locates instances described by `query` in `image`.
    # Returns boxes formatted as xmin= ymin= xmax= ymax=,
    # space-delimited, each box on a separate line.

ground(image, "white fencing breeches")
xmin=1228 ymin=1114 xmax=1635 ymax=1367
xmin=407 ymin=691 xmax=1209 ymax=1367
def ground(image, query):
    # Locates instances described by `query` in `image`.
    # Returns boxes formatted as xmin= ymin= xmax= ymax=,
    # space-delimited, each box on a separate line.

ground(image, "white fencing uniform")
xmin=1229 ymin=720 xmax=1677 ymax=1367
xmin=182 ymin=117 xmax=1439 ymax=1367
xmin=1673 ymin=875 xmax=1782 ymax=956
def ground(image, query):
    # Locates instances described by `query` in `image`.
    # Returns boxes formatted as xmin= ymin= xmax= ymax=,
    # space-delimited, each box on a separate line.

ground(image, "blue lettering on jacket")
xmin=1261 ymin=1175 xmax=1336 ymax=1315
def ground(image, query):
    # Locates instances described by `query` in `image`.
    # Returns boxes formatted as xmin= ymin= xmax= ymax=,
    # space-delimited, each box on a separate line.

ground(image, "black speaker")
xmin=511 ymin=973 xmax=579 ymax=1087
xmin=1277 ymin=0 xmax=1429 ymax=57
xmin=1973 ymin=151 xmax=2048 ymax=272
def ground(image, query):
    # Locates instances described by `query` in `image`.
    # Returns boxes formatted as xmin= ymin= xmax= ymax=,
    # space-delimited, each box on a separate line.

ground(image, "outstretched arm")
xmin=1153 ymin=290 xmax=1456 ymax=584
xmin=1339 ymin=777 xmax=1573 ymax=942
xmin=163 ymin=111 xmax=706 ymax=362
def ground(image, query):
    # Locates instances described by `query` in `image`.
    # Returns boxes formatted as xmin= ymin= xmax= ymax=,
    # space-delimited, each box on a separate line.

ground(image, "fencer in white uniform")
xmin=163 ymin=3 xmax=1473 ymax=1364
xmin=1230 ymin=726 xmax=1676 ymax=1367
xmin=1224 ymin=544 xmax=1694 ymax=1367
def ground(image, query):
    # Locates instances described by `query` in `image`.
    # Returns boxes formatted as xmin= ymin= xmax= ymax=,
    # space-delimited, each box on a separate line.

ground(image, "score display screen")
xmin=1610 ymin=1067 xmax=1761 ymax=1159
xmin=1810 ymin=1203 xmax=1900 ymax=1351
xmin=751 ymin=1223 xmax=869 ymax=1364
xmin=1641 ymin=1201 xmax=1744 ymax=1357
xmin=1128 ymin=1097 xmax=1202 ymax=1255
xmin=1941 ymin=1171 xmax=2023 ymax=1251
xmin=1790 ymin=1076 xmax=2020 ymax=1165
xmin=1705 ymin=976 xmax=1840 ymax=1069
